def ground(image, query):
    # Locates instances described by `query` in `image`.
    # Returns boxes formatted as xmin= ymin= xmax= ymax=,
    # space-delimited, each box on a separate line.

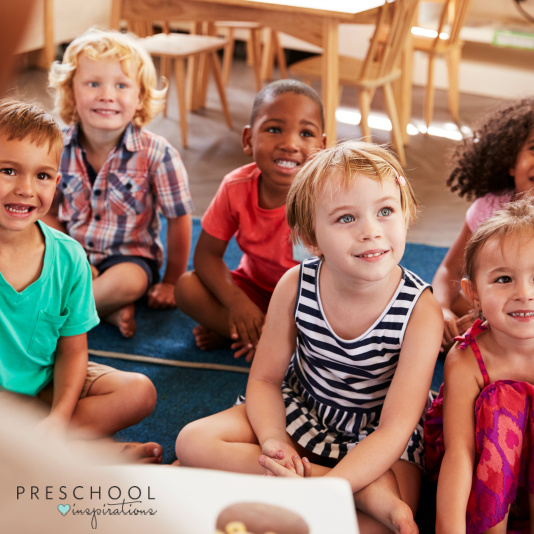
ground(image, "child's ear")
xmin=461 ymin=278 xmax=480 ymax=309
xmin=242 ymin=125 xmax=253 ymax=157
xmin=321 ymin=132 xmax=327 ymax=149
xmin=55 ymin=173 xmax=61 ymax=186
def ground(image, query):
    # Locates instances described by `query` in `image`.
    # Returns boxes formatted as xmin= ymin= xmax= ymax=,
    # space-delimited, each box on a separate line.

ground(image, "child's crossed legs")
xmin=175 ymin=404 xmax=419 ymax=534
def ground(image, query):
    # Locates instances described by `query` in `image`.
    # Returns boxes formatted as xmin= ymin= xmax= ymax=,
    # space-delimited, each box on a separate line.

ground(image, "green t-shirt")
xmin=0 ymin=221 xmax=99 ymax=395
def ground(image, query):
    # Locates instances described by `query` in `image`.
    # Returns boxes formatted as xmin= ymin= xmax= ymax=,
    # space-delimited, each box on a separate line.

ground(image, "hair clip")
xmin=388 ymin=163 xmax=406 ymax=186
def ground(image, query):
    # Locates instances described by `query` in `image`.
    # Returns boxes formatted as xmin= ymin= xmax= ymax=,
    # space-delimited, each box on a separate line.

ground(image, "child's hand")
xmin=228 ymin=297 xmax=265 ymax=358
xmin=147 ymin=282 xmax=177 ymax=309
xmin=260 ymin=438 xmax=310 ymax=476
xmin=258 ymin=454 xmax=312 ymax=478
xmin=230 ymin=340 xmax=257 ymax=362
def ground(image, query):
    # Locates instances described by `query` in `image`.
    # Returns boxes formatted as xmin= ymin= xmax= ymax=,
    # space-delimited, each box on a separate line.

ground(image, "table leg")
xmin=322 ymin=19 xmax=339 ymax=146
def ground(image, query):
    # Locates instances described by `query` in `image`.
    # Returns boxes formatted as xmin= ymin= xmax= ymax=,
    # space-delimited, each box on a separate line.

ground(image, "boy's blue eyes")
xmin=338 ymin=214 xmax=354 ymax=224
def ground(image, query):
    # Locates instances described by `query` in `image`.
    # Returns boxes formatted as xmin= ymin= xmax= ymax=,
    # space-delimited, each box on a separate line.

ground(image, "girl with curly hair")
xmin=432 ymin=97 xmax=534 ymax=351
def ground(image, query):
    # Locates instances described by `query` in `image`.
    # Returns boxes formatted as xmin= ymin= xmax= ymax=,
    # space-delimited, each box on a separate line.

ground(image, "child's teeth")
xmin=277 ymin=160 xmax=297 ymax=168
xmin=6 ymin=206 xmax=30 ymax=213
xmin=511 ymin=312 xmax=534 ymax=317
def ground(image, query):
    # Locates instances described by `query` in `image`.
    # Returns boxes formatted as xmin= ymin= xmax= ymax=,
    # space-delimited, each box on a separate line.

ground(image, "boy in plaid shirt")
xmin=47 ymin=28 xmax=193 ymax=338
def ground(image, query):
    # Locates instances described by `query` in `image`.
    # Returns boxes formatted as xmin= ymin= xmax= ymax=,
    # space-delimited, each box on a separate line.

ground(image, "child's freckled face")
xmin=72 ymin=55 xmax=143 ymax=138
xmin=510 ymin=130 xmax=534 ymax=194
xmin=0 ymin=134 xmax=60 ymax=235
xmin=243 ymin=92 xmax=325 ymax=190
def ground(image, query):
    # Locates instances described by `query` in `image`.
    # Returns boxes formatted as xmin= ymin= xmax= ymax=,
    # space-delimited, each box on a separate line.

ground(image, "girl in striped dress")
xmin=176 ymin=141 xmax=443 ymax=534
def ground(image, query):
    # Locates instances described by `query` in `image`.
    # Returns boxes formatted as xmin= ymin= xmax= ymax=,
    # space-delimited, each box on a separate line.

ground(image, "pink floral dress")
xmin=425 ymin=319 xmax=534 ymax=534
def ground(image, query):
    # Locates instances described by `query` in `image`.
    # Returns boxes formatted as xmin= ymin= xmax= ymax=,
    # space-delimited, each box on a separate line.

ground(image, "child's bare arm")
xmin=246 ymin=267 xmax=300 ymax=464
xmin=436 ymin=347 xmax=478 ymax=534
xmin=194 ymin=230 xmax=266 ymax=353
xmin=323 ymin=290 xmax=443 ymax=493
xmin=147 ymin=214 xmax=192 ymax=309
xmin=38 ymin=333 xmax=88 ymax=438
xmin=432 ymin=221 xmax=473 ymax=347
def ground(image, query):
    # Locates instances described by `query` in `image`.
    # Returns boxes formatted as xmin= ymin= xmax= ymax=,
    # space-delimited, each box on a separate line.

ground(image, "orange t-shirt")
xmin=201 ymin=162 xmax=298 ymax=293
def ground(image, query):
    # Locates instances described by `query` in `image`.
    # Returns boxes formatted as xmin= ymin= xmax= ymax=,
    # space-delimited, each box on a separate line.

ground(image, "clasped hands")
xmin=258 ymin=438 xmax=312 ymax=478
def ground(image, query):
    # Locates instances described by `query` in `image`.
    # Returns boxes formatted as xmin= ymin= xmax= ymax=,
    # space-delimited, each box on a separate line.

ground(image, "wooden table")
xmin=111 ymin=0 xmax=387 ymax=145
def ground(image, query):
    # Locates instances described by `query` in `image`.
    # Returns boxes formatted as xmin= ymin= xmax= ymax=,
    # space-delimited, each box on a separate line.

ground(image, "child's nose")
xmin=15 ymin=175 xmax=35 ymax=197
xmin=279 ymin=132 xmax=300 ymax=151
xmin=359 ymin=215 xmax=381 ymax=239
xmin=98 ymin=84 xmax=115 ymax=100
xmin=514 ymin=280 xmax=534 ymax=301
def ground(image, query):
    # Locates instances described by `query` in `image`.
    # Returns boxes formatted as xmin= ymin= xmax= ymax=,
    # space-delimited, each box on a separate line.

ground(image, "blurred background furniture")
xmin=411 ymin=0 xmax=472 ymax=128
xmin=289 ymin=0 xmax=420 ymax=166
xmin=141 ymin=31 xmax=232 ymax=147
xmin=111 ymin=0 xmax=392 ymax=146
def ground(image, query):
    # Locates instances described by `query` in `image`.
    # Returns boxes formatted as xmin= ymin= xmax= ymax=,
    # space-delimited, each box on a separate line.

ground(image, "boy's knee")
xmin=122 ymin=372 xmax=157 ymax=418
xmin=174 ymin=270 xmax=199 ymax=308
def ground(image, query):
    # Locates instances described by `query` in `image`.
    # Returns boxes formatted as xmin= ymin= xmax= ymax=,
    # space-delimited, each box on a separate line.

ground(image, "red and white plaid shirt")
xmin=57 ymin=123 xmax=193 ymax=267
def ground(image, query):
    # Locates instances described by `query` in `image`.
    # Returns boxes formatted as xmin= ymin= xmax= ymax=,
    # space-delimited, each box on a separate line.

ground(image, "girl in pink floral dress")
xmin=431 ymin=196 xmax=534 ymax=534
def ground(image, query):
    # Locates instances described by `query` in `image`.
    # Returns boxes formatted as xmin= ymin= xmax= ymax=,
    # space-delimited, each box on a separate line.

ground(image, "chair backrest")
xmin=434 ymin=0 xmax=472 ymax=46
xmin=360 ymin=0 xmax=420 ymax=83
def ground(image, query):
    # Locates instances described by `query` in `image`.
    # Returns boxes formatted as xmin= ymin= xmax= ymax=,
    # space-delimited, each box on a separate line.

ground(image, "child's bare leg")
xmin=176 ymin=404 xmax=268 ymax=474
xmin=354 ymin=460 xmax=420 ymax=534
xmin=69 ymin=370 xmax=156 ymax=438
xmin=93 ymin=263 xmax=148 ymax=337
xmin=175 ymin=271 xmax=232 ymax=349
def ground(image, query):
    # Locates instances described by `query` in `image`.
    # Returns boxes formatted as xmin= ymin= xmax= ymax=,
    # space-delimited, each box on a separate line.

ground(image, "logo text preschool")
xmin=17 ymin=485 xmax=157 ymax=529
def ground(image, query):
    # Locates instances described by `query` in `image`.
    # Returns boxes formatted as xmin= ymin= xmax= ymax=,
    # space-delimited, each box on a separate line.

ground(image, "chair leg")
xmin=249 ymin=27 xmax=263 ymax=92
xmin=446 ymin=47 xmax=461 ymax=123
xmin=260 ymin=29 xmax=274 ymax=81
xmin=425 ymin=55 xmax=436 ymax=130
xmin=358 ymin=89 xmax=373 ymax=142
xmin=273 ymin=31 xmax=287 ymax=79
xmin=221 ymin=28 xmax=235 ymax=86
xmin=383 ymin=82 xmax=406 ymax=167
xmin=209 ymin=51 xmax=233 ymax=129
xmin=174 ymin=58 xmax=188 ymax=148
xmin=160 ymin=56 xmax=171 ymax=118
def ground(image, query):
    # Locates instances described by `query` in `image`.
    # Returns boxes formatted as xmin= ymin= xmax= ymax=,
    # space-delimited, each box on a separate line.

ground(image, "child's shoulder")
xmin=39 ymin=222 xmax=88 ymax=265
xmin=222 ymin=162 xmax=260 ymax=186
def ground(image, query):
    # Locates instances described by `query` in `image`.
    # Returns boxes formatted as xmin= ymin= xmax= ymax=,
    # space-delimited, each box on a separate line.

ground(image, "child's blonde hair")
xmin=287 ymin=141 xmax=418 ymax=247
xmin=464 ymin=195 xmax=534 ymax=283
xmin=0 ymin=99 xmax=63 ymax=158
xmin=49 ymin=27 xmax=166 ymax=127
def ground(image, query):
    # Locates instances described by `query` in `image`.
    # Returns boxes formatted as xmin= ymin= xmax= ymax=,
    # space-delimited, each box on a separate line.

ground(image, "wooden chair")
xmin=289 ymin=0 xmax=420 ymax=166
xmin=411 ymin=0 xmax=472 ymax=128
xmin=140 ymin=31 xmax=233 ymax=148
xmin=215 ymin=22 xmax=287 ymax=91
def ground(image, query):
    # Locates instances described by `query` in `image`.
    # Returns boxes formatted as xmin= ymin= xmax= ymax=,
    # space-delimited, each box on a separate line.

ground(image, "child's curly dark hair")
xmin=446 ymin=97 xmax=534 ymax=200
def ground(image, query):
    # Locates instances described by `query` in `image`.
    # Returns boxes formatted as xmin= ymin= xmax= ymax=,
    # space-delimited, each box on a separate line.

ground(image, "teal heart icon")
xmin=58 ymin=504 xmax=70 ymax=516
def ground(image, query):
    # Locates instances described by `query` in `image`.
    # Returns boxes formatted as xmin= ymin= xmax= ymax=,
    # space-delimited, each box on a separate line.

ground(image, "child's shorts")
xmin=231 ymin=267 xmax=272 ymax=313
xmin=96 ymin=255 xmax=160 ymax=286
xmin=37 ymin=362 xmax=118 ymax=404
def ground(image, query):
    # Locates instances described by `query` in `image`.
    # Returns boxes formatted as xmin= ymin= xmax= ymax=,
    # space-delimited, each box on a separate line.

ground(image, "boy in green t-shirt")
xmin=0 ymin=100 xmax=161 ymax=462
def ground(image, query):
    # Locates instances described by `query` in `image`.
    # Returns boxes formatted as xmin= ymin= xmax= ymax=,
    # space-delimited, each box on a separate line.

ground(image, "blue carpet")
xmin=88 ymin=218 xmax=448 ymax=464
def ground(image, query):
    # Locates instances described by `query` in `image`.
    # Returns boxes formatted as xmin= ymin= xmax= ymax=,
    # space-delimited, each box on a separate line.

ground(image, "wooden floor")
xmin=7 ymin=54 xmax=508 ymax=248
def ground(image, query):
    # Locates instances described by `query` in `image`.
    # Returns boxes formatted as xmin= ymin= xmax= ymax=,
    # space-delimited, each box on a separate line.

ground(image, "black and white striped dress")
xmin=283 ymin=257 xmax=429 ymax=467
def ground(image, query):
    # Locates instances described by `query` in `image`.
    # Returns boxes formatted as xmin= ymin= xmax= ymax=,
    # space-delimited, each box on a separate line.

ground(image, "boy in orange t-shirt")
xmin=175 ymin=80 xmax=325 ymax=361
